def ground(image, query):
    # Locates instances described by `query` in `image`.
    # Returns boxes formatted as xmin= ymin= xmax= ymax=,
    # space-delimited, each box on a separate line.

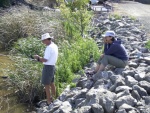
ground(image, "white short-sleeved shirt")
xmin=43 ymin=42 xmax=58 ymax=65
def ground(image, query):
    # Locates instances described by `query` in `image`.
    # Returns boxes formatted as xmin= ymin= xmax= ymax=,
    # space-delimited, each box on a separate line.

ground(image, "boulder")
xmin=132 ymin=85 xmax=148 ymax=97
xmin=91 ymin=103 xmax=104 ymax=113
xmin=125 ymin=76 xmax=138 ymax=87
xmin=115 ymin=95 xmax=137 ymax=108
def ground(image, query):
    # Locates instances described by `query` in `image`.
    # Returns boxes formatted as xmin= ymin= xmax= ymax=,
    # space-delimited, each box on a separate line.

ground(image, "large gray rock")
xmin=122 ymin=70 xmax=136 ymax=77
xmin=91 ymin=104 xmax=104 ymax=113
xmin=139 ymin=81 xmax=150 ymax=94
xmin=59 ymin=86 xmax=78 ymax=101
xmin=115 ymin=95 xmax=137 ymax=108
xmin=54 ymin=101 xmax=72 ymax=113
xmin=144 ymin=96 xmax=150 ymax=105
xmin=102 ymin=97 xmax=115 ymax=113
xmin=73 ymin=106 xmax=91 ymax=113
xmin=116 ymin=109 xmax=127 ymax=113
xmin=125 ymin=76 xmax=138 ymax=87
xmin=115 ymin=86 xmax=132 ymax=93
xmin=131 ymin=90 xmax=141 ymax=101
xmin=119 ymin=104 xmax=137 ymax=112
xmin=48 ymin=99 xmax=63 ymax=113
xmin=134 ymin=72 xmax=145 ymax=81
xmin=75 ymin=98 xmax=85 ymax=107
xmin=144 ymin=73 xmax=150 ymax=83
xmin=143 ymin=57 xmax=150 ymax=65
xmin=132 ymin=85 xmax=148 ymax=97
xmin=128 ymin=61 xmax=139 ymax=68
xmin=76 ymin=77 xmax=93 ymax=89
xmin=110 ymin=75 xmax=125 ymax=84
xmin=117 ymin=90 xmax=130 ymax=99
xmin=145 ymin=66 xmax=150 ymax=73
xmin=85 ymin=88 xmax=116 ymax=113
xmin=92 ymin=71 xmax=110 ymax=81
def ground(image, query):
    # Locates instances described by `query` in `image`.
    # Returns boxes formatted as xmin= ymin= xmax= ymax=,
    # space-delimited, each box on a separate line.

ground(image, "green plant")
xmin=111 ymin=14 xmax=122 ymax=20
xmin=12 ymin=37 xmax=45 ymax=57
xmin=8 ymin=35 xmax=99 ymax=99
xmin=60 ymin=0 xmax=92 ymax=38
xmin=6 ymin=56 xmax=44 ymax=104
xmin=146 ymin=40 xmax=150 ymax=49
xmin=0 ymin=0 xmax=10 ymax=7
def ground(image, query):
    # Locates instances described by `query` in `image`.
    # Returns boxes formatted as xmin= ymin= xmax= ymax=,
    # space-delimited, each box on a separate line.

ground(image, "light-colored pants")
xmin=98 ymin=55 xmax=128 ymax=68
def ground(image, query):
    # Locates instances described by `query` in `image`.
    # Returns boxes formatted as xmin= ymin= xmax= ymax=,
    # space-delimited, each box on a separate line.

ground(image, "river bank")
xmin=36 ymin=3 xmax=150 ymax=112
xmin=0 ymin=54 xmax=31 ymax=113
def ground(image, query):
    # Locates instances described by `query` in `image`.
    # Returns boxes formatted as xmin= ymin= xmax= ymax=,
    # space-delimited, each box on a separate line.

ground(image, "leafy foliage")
xmin=146 ymin=40 xmax=150 ymax=49
xmin=60 ymin=0 xmax=92 ymax=38
xmin=9 ymin=36 xmax=99 ymax=98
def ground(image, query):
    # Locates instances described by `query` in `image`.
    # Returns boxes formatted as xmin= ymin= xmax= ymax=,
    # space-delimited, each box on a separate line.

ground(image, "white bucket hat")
xmin=102 ymin=31 xmax=116 ymax=37
xmin=41 ymin=33 xmax=53 ymax=40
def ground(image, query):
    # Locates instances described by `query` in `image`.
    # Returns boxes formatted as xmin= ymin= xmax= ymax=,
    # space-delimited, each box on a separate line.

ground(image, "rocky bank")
xmin=36 ymin=12 xmax=150 ymax=113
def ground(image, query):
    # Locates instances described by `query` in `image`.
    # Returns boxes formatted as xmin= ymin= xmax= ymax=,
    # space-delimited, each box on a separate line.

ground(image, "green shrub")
xmin=0 ymin=0 xmax=10 ymax=7
xmin=7 ymin=56 xmax=44 ymax=104
xmin=12 ymin=37 xmax=45 ymax=57
xmin=60 ymin=0 xmax=92 ymax=38
xmin=8 ymin=36 xmax=99 ymax=100
xmin=146 ymin=40 xmax=150 ymax=49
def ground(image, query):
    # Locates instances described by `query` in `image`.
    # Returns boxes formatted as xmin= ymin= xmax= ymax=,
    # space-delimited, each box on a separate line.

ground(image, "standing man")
xmin=34 ymin=33 xmax=58 ymax=105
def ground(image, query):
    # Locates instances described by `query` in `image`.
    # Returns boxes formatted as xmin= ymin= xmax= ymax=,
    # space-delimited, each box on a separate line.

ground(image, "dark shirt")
xmin=104 ymin=39 xmax=129 ymax=60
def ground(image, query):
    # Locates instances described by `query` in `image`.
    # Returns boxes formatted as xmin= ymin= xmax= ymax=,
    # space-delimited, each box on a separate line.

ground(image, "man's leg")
xmin=50 ymin=83 xmax=56 ymax=99
xmin=45 ymin=85 xmax=51 ymax=104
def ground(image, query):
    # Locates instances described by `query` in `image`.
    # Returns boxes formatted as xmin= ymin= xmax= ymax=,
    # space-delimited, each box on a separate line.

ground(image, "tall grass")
xmin=0 ymin=6 xmax=61 ymax=50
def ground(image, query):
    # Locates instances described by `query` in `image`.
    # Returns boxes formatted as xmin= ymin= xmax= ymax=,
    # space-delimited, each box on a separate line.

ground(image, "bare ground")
xmin=112 ymin=0 xmax=150 ymax=36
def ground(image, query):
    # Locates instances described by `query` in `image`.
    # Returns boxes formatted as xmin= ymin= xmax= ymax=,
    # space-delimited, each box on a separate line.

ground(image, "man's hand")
xmin=34 ymin=55 xmax=40 ymax=60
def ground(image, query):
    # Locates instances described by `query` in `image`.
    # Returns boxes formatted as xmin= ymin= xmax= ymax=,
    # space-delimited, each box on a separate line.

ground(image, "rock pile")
xmin=37 ymin=13 xmax=150 ymax=113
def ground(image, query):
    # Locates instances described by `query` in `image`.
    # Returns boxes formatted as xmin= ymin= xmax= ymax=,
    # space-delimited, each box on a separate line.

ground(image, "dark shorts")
xmin=42 ymin=65 xmax=55 ymax=85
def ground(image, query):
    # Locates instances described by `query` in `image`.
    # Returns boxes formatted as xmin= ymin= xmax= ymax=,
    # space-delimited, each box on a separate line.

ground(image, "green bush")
xmin=146 ymin=40 xmax=150 ymax=49
xmin=60 ymin=0 xmax=92 ymax=38
xmin=0 ymin=0 xmax=10 ymax=7
xmin=7 ymin=56 xmax=44 ymax=104
xmin=8 ymin=36 xmax=99 ymax=100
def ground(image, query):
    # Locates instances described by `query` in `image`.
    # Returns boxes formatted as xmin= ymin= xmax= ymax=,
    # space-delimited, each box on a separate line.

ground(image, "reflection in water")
xmin=0 ymin=54 xmax=30 ymax=113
